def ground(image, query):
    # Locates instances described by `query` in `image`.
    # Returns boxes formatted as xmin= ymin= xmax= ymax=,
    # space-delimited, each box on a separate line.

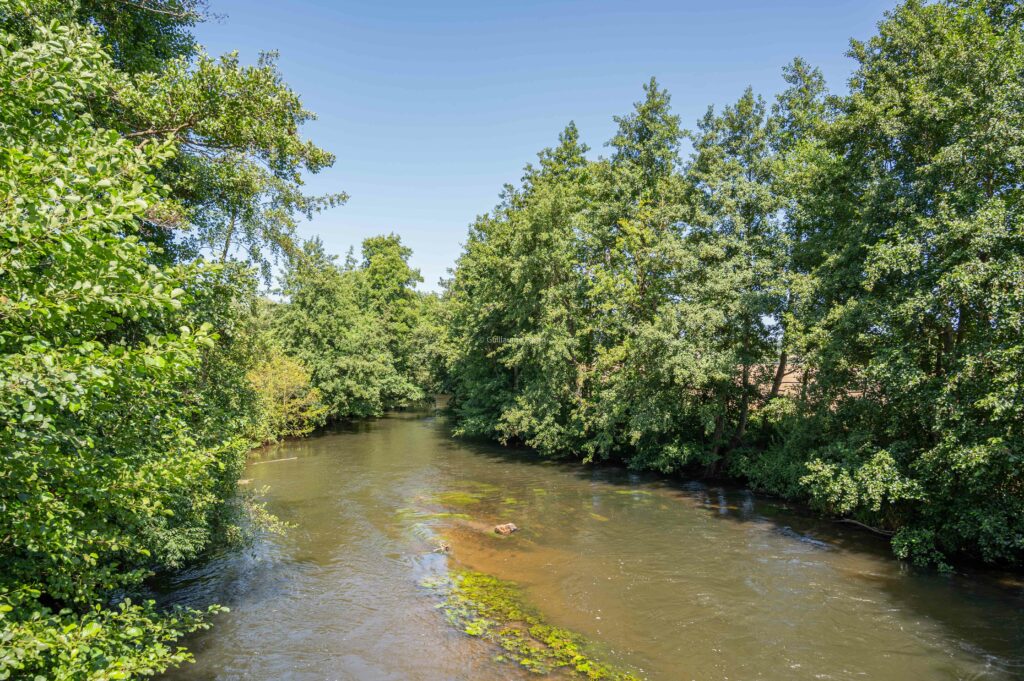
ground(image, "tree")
xmin=359 ymin=234 xmax=424 ymax=376
xmin=0 ymin=0 xmax=344 ymax=675
xmin=446 ymin=123 xmax=594 ymax=452
xmin=0 ymin=8 xmax=247 ymax=675
xmin=273 ymin=239 xmax=423 ymax=419
xmin=117 ymin=48 xmax=347 ymax=281
xmin=682 ymin=87 xmax=786 ymax=466
xmin=579 ymin=79 xmax=693 ymax=466
xmin=248 ymin=350 xmax=327 ymax=443
xmin=793 ymin=0 xmax=1024 ymax=566
xmin=444 ymin=1 xmax=1024 ymax=568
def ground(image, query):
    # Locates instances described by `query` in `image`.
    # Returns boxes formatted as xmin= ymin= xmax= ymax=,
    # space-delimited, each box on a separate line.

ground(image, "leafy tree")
xmin=0 ymin=7 xmax=248 ymax=676
xmin=791 ymin=0 xmax=1024 ymax=566
xmin=444 ymin=0 xmax=1024 ymax=568
xmin=78 ymin=0 xmax=207 ymax=74
xmin=446 ymin=123 xmax=592 ymax=452
xmin=0 ymin=0 xmax=342 ymax=676
xmin=248 ymin=349 xmax=327 ymax=443
xmin=272 ymin=239 xmax=423 ymax=419
xmin=408 ymin=291 xmax=454 ymax=396
xmin=579 ymin=79 xmax=693 ymax=465
xmin=680 ymin=87 xmax=787 ymax=467
xmin=358 ymin=234 xmax=424 ymax=375
xmin=116 ymin=48 xmax=347 ymax=281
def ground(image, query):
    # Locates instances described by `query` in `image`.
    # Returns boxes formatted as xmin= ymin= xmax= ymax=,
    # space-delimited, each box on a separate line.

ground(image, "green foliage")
xmin=117 ymin=48 xmax=347 ymax=281
xmin=271 ymin=236 xmax=436 ymax=419
xmin=76 ymin=0 xmax=205 ymax=74
xmin=407 ymin=291 xmax=454 ymax=395
xmin=444 ymin=1 xmax=1024 ymax=567
xmin=247 ymin=350 xmax=327 ymax=443
xmin=0 ymin=589 xmax=222 ymax=681
xmin=788 ymin=0 xmax=1024 ymax=565
xmin=0 ymin=1 xmax=335 ymax=677
xmin=445 ymin=79 xmax=781 ymax=467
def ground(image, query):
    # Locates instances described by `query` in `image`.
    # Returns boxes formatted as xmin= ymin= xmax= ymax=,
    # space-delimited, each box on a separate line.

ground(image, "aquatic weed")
xmin=395 ymin=507 xmax=472 ymax=521
xmin=431 ymin=491 xmax=486 ymax=506
xmin=423 ymin=570 xmax=640 ymax=680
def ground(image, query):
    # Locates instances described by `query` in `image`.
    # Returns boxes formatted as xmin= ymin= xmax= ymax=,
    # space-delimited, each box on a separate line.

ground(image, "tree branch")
xmin=835 ymin=518 xmax=895 ymax=537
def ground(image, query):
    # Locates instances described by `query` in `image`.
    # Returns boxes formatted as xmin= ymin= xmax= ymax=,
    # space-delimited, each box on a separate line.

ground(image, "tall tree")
xmin=688 ymin=88 xmax=781 ymax=453
xmin=359 ymin=234 xmax=423 ymax=376
xmin=0 ymin=1 xmax=343 ymax=676
xmin=444 ymin=2 xmax=1024 ymax=568
xmin=273 ymin=238 xmax=427 ymax=419
xmin=0 ymin=7 xmax=250 ymax=675
xmin=796 ymin=0 xmax=1024 ymax=565
xmin=577 ymin=79 xmax=691 ymax=463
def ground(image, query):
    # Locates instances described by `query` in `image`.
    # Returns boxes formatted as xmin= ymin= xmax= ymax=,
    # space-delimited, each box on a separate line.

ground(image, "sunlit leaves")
xmin=0 ymin=7 xmax=251 ymax=678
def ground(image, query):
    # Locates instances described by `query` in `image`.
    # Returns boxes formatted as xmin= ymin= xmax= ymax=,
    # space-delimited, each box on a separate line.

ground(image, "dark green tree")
xmin=444 ymin=0 xmax=1024 ymax=568
xmin=793 ymin=0 xmax=1024 ymax=566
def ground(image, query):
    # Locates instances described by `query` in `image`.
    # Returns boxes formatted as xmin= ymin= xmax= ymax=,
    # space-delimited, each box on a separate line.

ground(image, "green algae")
xmin=612 ymin=490 xmax=653 ymax=496
xmin=423 ymin=570 xmax=639 ymax=680
xmin=434 ymin=512 xmax=472 ymax=520
xmin=396 ymin=507 xmax=472 ymax=520
xmin=589 ymin=512 xmax=609 ymax=522
xmin=451 ymin=480 xmax=501 ymax=494
xmin=407 ymin=480 xmax=505 ymax=511
xmin=432 ymin=490 xmax=485 ymax=506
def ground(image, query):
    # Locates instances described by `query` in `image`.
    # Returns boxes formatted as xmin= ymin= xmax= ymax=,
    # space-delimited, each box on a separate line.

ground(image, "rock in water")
xmin=494 ymin=523 xmax=518 ymax=535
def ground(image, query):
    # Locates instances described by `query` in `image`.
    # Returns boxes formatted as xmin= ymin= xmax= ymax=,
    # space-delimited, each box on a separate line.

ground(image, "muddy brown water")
xmin=159 ymin=413 xmax=1024 ymax=681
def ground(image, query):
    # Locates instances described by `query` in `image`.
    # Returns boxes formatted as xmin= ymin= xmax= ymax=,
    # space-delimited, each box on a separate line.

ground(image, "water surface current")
xmin=160 ymin=413 xmax=1024 ymax=680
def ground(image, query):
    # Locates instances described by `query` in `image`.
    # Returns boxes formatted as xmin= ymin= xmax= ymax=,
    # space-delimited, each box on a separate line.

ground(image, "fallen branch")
xmin=836 ymin=518 xmax=894 ymax=537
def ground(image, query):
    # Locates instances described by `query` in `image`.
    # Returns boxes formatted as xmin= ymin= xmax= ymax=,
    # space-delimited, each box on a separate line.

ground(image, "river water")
xmin=160 ymin=413 xmax=1024 ymax=681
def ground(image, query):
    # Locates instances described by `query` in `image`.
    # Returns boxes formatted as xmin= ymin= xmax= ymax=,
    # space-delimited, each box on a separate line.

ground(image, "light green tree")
xmin=0 ymin=8 xmax=242 ymax=676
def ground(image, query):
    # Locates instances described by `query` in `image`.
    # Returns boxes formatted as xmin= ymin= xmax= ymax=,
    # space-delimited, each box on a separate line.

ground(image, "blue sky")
xmin=195 ymin=0 xmax=895 ymax=291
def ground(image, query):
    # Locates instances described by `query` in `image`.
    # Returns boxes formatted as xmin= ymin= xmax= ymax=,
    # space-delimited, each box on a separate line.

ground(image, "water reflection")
xmin=159 ymin=414 xmax=1024 ymax=681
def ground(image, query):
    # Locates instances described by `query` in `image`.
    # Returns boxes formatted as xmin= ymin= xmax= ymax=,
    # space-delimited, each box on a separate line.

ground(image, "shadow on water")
xmin=432 ymin=419 xmax=1024 ymax=679
xmin=156 ymin=412 xmax=1024 ymax=681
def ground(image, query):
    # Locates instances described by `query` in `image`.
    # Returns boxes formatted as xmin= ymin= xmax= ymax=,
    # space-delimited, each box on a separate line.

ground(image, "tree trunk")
xmin=934 ymin=322 xmax=955 ymax=376
xmin=731 ymin=363 xmax=751 ymax=447
xmin=769 ymin=350 xmax=788 ymax=399
xmin=220 ymin=213 xmax=236 ymax=263
xmin=710 ymin=392 xmax=726 ymax=451
xmin=707 ymin=394 xmax=726 ymax=477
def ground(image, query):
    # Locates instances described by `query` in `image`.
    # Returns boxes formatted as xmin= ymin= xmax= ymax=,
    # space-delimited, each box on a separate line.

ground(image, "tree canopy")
xmin=0 ymin=0 xmax=342 ymax=676
xmin=443 ymin=0 xmax=1024 ymax=568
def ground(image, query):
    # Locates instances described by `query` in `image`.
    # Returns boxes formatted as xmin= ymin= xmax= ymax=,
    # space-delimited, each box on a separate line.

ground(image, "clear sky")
xmin=195 ymin=0 xmax=895 ymax=291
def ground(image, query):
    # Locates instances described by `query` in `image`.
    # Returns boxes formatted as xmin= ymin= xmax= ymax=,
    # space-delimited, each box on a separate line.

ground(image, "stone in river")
xmin=494 ymin=523 xmax=519 ymax=535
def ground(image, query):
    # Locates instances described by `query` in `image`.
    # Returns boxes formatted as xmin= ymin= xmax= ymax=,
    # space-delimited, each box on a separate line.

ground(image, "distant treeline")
xmin=441 ymin=0 xmax=1024 ymax=569
xmin=264 ymin=234 xmax=446 ymax=425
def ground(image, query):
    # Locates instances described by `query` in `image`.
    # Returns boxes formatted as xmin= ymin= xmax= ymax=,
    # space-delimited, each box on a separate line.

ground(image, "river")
xmin=159 ymin=412 xmax=1024 ymax=680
